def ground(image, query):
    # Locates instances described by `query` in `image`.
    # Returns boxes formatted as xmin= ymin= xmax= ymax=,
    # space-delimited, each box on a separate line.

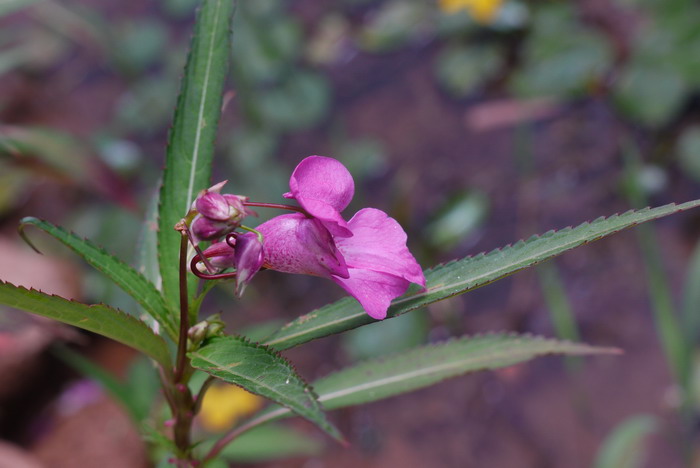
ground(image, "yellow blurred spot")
xmin=438 ymin=0 xmax=504 ymax=23
xmin=198 ymin=383 xmax=264 ymax=432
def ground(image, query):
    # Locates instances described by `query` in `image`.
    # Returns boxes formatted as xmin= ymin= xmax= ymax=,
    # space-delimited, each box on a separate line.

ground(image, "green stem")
xmin=174 ymin=235 xmax=190 ymax=384
xmin=172 ymin=234 xmax=195 ymax=463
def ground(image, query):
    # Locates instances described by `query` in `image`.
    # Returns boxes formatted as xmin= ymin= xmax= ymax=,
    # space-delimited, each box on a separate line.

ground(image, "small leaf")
xmin=594 ymin=415 xmax=657 ymax=468
xmin=188 ymin=336 xmax=342 ymax=442
xmin=19 ymin=217 xmax=178 ymax=340
xmin=158 ymin=0 xmax=235 ymax=311
xmin=264 ymin=200 xmax=700 ymax=350
xmin=246 ymin=333 xmax=618 ymax=426
xmin=0 ymin=281 xmax=171 ymax=368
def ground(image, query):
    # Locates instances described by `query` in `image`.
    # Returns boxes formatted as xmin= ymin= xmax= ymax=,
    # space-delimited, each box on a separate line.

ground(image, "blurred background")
xmin=2 ymin=0 xmax=700 ymax=466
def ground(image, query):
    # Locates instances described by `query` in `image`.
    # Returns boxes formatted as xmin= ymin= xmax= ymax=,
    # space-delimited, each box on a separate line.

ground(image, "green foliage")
xmin=435 ymin=43 xmax=502 ymax=97
xmin=54 ymin=347 xmax=159 ymax=423
xmin=158 ymin=0 xmax=235 ymax=311
xmin=246 ymin=333 xmax=617 ymax=426
xmin=676 ymin=125 xmax=700 ymax=183
xmin=316 ymin=334 xmax=616 ymax=410
xmin=510 ymin=4 xmax=611 ymax=98
xmin=188 ymin=336 xmax=343 ymax=442
xmin=19 ymin=217 xmax=178 ymax=340
xmin=264 ymin=201 xmax=700 ymax=350
xmin=0 ymin=281 xmax=171 ymax=367
xmin=594 ymin=415 xmax=657 ymax=468
xmin=202 ymin=424 xmax=323 ymax=462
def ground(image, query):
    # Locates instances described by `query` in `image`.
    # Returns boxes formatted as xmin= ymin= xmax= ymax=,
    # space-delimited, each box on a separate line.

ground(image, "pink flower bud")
xmin=196 ymin=192 xmax=231 ymax=221
xmin=191 ymin=216 xmax=230 ymax=242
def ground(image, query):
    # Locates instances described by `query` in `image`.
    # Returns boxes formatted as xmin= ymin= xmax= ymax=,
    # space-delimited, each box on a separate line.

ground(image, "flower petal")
xmin=284 ymin=156 xmax=354 ymax=237
xmin=335 ymin=208 xmax=425 ymax=286
xmin=257 ymin=213 xmax=349 ymax=279
xmin=331 ymin=269 xmax=412 ymax=320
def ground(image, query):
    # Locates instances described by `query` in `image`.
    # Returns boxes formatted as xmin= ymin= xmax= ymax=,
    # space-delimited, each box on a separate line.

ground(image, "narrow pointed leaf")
xmin=264 ymin=201 xmax=700 ymax=350
xmin=188 ymin=336 xmax=342 ymax=442
xmin=246 ymin=334 xmax=618 ymax=426
xmin=0 ymin=281 xmax=171 ymax=367
xmin=158 ymin=0 xmax=234 ymax=310
xmin=19 ymin=217 xmax=177 ymax=340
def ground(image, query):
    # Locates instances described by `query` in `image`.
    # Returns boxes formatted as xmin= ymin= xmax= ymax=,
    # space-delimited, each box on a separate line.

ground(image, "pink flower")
xmin=257 ymin=156 xmax=425 ymax=320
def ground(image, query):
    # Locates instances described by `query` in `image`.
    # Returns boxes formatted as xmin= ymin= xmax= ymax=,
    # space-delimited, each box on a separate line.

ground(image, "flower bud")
xmin=188 ymin=315 xmax=226 ymax=347
xmin=189 ymin=182 xmax=254 ymax=242
xmin=191 ymin=216 xmax=230 ymax=243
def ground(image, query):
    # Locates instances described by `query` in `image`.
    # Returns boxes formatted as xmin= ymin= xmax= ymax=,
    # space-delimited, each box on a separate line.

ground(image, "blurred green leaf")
xmin=189 ymin=336 xmax=343 ymax=442
xmin=425 ymin=190 xmax=489 ymax=251
xmin=677 ymin=125 xmax=700 ymax=183
xmin=215 ymin=424 xmax=323 ymax=461
xmin=435 ymin=44 xmax=502 ymax=97
xmin=158 ymin=0 xmax=234 ymax=311
xmin=0 ymin=281 xmax=172 ymax=367
xmin=162 ymin=0 xmax=199 ymax=18
xmin=257 ymin=71 xmax=330 ymax=131
xmin=358 ymin=1 xmax=432 ymax=53
xmin=113 ymin=19 xmax=169 ymax=74
xmin=594 ymin=415 xmax=657 ymax=468
xmin=0 ymin=0 xmax=43 ymax=17
xmin=613 ymin=65 xmax=687 ymax=127
xmin=20 ymin=217 xmax=178 ymax=340
xmin=264 ymin=200 xmax=700 ymax=350
xmin=511 ymin=4 xmax=611 ymax=98
xmin=682 ymin=239 xmax=700 ymax=344
xmin=537 ymin=262 xmax=580 ymax=343
xmin=232 ymin=4 xmax=302 ymax=83
xmin=115 ymin=76 xmax=179 ymax=135
xmin=334 ymin=137 xmax=388 ymax=181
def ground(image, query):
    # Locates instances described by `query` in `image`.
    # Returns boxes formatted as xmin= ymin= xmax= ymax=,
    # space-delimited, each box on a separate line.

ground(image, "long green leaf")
xmin=158 ymin=0 xmax=234 ymax=310
xmin=0 ymin=281 xmax=171 ymax=367
xmin=19 ymin=217 xmax=178 ymax=340
xmin=189 ymin=336 xmax=342 ymax=442
xmin=264 ymin=201 xmax=700 ymax=350
xmin=244 ymin=333 xmax=617 ymax=427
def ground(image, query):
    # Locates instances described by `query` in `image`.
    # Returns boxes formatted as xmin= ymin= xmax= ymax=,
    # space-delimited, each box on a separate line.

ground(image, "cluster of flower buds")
xmin=180 ymin=181 xmax=264 ymax=296
xmin=189 ymin=181 xmax=254 ymax=243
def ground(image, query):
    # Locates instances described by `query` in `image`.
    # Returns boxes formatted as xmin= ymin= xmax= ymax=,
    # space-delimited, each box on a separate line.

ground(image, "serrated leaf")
xmin=188 ymin=336 xmax=342 ymax=442
xmin=264 ymin=201 xmax=700 ymax=350
xmin=594 ymin=415 xmax=657 ymax=468
xmin=245 ymin=333 xmax=617 ymax=427
xmin=0 ymin=281 xmax=171 ymax=367
xmin=158 ymin=0 xmax=234 ymax=311
xmin=315 ymin=334 xmax=616 ymax=409
xmin=19 ymin=217 xmax=177 ymax=340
